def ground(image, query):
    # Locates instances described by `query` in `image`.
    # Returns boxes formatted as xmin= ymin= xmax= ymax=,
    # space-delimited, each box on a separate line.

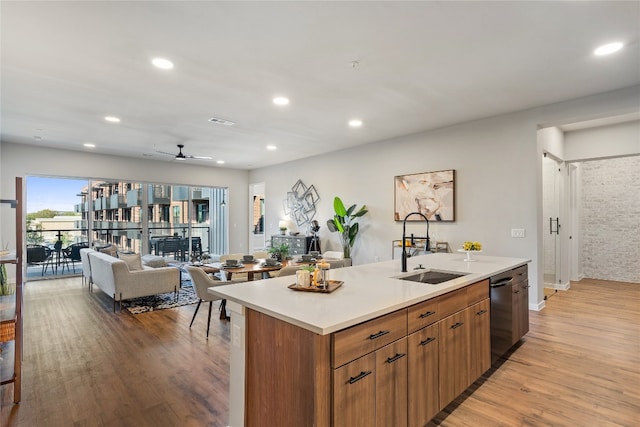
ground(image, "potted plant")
xmin=326 ymin=196 xmax=368 ymax=259
xmin=278 ymin=220 xmax=288 ymax=235
xmin=268 ymin=243 xmax=289 ymax=262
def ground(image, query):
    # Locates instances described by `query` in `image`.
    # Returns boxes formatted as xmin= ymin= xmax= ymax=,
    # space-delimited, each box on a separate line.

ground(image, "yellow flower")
xmin=463 ymin=241 xmax=482 ymax=251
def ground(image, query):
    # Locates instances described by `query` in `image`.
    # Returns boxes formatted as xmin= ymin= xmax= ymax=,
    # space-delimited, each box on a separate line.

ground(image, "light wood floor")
xmin=1 ymin=277 xmax=639 ymax=426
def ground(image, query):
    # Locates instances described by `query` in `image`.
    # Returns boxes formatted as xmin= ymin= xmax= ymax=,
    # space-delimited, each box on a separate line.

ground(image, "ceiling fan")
xmin=156 ymin=144 xmax=212 ymax=161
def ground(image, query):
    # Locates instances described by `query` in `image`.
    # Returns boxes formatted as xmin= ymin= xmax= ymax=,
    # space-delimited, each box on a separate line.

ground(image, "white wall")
xmin=0 ymin=143 xmax=250 ymax=255
xmin=250 ymin=85 xmax=640 ymax=310
xmin=565 ymin=120 xmax=640 ymax=161
xmin=539 ymin=126 xmax=564 ymax=159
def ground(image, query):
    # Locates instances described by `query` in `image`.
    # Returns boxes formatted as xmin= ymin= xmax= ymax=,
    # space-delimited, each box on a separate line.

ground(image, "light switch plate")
xmin=511 ymin=228 xmax=525 ymax=238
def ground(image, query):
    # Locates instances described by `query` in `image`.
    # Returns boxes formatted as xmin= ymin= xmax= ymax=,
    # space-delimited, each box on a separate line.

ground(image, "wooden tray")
xmin=288 ymin=280 xmax=343 ymax=293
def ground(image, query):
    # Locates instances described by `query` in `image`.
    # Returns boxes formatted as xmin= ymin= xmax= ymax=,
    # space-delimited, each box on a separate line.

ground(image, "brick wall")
xmin=580 ymin=156 xmax=640 ymax=283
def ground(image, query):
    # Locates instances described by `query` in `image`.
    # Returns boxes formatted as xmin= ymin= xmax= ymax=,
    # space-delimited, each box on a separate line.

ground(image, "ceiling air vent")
xmin=208 ymin=117 xmax=235 ymax=126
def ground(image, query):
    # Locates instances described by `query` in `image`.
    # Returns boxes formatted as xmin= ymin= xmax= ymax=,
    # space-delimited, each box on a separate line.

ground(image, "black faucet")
xmin=401 ymin=212 xmax=430 ymax=272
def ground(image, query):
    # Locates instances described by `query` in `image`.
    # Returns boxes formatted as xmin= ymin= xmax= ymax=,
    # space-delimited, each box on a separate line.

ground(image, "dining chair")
xmin=252 ymin=250 xmax=269 ymax=259
xmin=271 ymin=265 xmax=300 ymax=278
xmin=186 ymin=266 xmax=228 ymax=336
xmin=219 ymin=253 xmax=248 ymax=282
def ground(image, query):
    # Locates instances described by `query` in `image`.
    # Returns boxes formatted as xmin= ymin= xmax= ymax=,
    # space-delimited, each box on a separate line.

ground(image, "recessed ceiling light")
xmin=594 ymin=42 xmax=624 ymax=56
xmin=216 ymin=160 xmax=225 ymax=164
xmin=104 ymin=116 xmax=121 ymax=123
xmin=273 ymin=96 xmax=290 ymax=106
xmin=83 ymin=143 xmax=95 ymax=148
xmin=266 ymin=145 xmax=277 ymax=150
xmin=349 ymin=119 xmax=363 ymax=128
xmin=152 ymin=57 xmax=174 ymax=69
xmin=33 ymin=135 xmax=43 ymax=141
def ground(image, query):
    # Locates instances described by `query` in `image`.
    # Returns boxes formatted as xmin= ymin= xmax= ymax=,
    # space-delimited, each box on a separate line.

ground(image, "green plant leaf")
xmin=348 ymin=223 xmax=359 ymax=246
xmin=353 ymin=206 xmax=368 ymax=218
xmin=326 ymin=219 xmax=338 ymax=232
xmin=346 ymin=204 xmax=356 ymax=217
xmin=334 ymin=197 xmax=347 ymax=217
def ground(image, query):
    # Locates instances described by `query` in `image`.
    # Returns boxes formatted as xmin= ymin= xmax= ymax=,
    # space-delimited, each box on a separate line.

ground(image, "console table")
xmin=270 ymin=235 xmax=319 ymax=255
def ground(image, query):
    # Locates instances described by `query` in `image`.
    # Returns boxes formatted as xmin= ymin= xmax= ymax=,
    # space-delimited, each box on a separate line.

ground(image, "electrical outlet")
xmin=511 ymin=228 xmax=525 ymax=238
xmin=374 ymin=256 xmax=380 ymax=262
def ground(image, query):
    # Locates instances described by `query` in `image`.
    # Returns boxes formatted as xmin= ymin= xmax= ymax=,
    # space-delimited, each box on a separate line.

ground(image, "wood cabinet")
xmin=0 ymin=177 xmax=24 ymax=403
xmin=333 ymin=352 xmax=376 ymax=427
xmin=438 ymin=280 xmax=490 ymax=406
xmin=332 ymin=309 xmax=406 ymax=368
xmin=438 ymin=308 xmax=470 ymax=406
xmin=332 ymin=338 xmax=408 ymax=427
xmin=512 ymin=267 xmax=529 ymax=345
xmin=244 ymin=278 xmax=491 ymax=426
xmin=408 ymin=323 xmax=439 ymax=427
xmin=375 ymin=338 xmax=408 ymax=427
xmin=469 ymin=299 xmax=491 ymax=381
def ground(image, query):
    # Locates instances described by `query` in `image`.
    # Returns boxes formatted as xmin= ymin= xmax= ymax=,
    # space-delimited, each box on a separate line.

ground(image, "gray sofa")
xmin=87 ymin=251 xmax=180 ymax=311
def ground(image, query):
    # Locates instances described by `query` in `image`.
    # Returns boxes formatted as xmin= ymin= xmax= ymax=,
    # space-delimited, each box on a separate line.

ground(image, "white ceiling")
xmin=2 ymin=1 xmax=639 ymax=169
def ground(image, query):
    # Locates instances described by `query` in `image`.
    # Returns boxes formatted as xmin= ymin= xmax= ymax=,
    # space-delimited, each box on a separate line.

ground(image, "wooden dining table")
xmin=204 ymin=259 xmax=284 ymax=281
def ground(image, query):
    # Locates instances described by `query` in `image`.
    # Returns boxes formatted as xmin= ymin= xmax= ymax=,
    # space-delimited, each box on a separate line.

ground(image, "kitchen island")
xmin=210 ymin=253 xmax=530 ymax=426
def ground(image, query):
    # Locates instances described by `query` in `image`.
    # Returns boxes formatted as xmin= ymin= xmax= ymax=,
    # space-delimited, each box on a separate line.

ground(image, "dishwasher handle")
xmin=490 ymin=278 xmax=513 ymax=288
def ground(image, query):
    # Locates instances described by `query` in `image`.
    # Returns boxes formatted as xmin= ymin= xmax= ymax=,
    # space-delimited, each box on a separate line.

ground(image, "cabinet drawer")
xmin=513 ymin=264 xmax=528 ymax=285
xmin=407 ymin=297 xmax=439 ymax=334
xmin=332 ymin=310 xmax=407 ymax=368
xmin=466 ymin=280 xmax=489 ymax=305
xmin=437 ymin=287 xmax=467 ymax=319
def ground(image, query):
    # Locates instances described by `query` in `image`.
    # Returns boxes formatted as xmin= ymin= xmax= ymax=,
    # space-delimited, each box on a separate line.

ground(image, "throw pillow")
xmin=119 ymin=252 xmax=143 ymax=271
xmin=141 ymin=254 xmax=168 ymax=268
xmin=99 ymin=245 xmax=118 ymax=257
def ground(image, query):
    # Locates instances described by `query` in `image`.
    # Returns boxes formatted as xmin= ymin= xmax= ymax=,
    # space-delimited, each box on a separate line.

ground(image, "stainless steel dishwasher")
xmin=490 ymin=264 xmax=529 ymax=364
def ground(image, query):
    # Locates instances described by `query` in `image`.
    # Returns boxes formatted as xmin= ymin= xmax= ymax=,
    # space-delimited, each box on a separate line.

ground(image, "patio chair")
xmin=26 ymin=245 xmax=51 ymax=276
xmin=186 ymin=266 xmax=229 ymax=336
xmin=63 ymin=242 xmax=88 ymax=274
xmin=45 ymin=241 xmax=70 ymax=274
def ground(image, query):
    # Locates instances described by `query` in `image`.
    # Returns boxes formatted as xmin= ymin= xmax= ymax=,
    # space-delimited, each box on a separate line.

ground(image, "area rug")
xmin=122 ymin=280 xmax=199 ymax=314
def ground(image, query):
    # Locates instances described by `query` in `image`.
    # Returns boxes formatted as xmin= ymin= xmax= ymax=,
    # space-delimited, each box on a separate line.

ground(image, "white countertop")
xmin=208 ymin=253 xmax=530 ymax=335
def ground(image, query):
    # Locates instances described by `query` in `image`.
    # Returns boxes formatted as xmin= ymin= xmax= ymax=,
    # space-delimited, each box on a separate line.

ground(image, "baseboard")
xmin=557 ymin=281 xmax=571 ymax=291
xmin=530 ymin=300 xmax=545 ymax=311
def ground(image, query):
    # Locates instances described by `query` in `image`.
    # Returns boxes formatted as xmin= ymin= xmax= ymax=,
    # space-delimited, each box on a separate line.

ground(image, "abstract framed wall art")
xmin=394 ymin=169 xmax=455 ymax=221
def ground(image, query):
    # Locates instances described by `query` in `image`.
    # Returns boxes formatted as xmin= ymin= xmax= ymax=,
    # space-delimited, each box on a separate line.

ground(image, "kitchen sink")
xmin=397 ymin=270 xmax=468 ymax=284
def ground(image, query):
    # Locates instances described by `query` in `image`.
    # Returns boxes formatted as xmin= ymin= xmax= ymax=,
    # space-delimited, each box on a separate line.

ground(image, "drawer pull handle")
xmin=420 ymin=337 xmax=436 ymax=346
xmin=348 ymin=370 xmax=372 ymax=384
xmin=476 ymin=309 xmax=487 ymax=316
xmin=451 ymin=322 xmax=464 ymax=330
xmin=369 ymin=330 xmax=390 ymax=340
xmin=419 ymin=311 xmax=436 ymax=319
xmin=386 ymin=353 xmax=407 ymax=364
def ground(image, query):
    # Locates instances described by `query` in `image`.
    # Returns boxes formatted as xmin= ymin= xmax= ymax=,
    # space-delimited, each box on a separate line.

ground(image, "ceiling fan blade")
xmin=155 ymin=150 xmax=176 ymax=156
xmin=186 ymin=155 xmax=213 ymax=160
